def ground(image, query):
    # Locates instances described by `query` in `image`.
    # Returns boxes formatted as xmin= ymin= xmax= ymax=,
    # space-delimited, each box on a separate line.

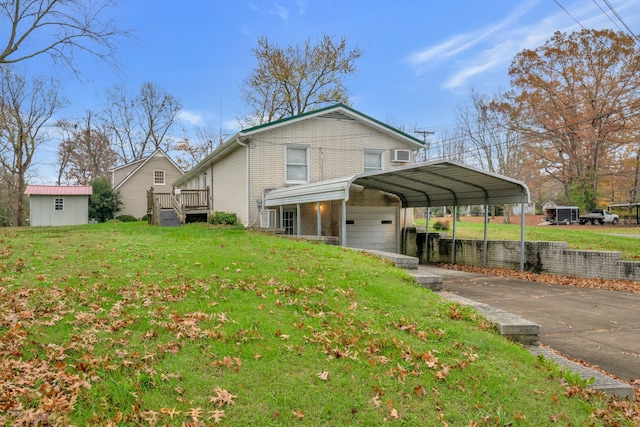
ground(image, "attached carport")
xmin=264 ymin=160 xmax=530 ymax=270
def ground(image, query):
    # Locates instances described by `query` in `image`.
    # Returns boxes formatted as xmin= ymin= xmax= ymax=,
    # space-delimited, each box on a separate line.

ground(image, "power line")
xmin=592 ymin=0 xmax=626 ymax=33
xmin=554 ymin=0 xmax=586 ymax=29
xmin=602 ymin=0 xmax=640 ymax=44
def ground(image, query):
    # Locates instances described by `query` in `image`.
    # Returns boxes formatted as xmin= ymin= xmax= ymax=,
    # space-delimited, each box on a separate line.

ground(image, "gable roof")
xmin=174 ymin=103 xmax=425 ymax=187
xmin=113 ymin=148 xmax=183 ymax=190
xmin=25 ymin=185 xmax=92 ymax=196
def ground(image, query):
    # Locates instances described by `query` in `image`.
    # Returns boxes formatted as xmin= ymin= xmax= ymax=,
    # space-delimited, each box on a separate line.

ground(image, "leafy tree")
xmin=57 ymin=111 xmax=118 ymax=185
xmin=506 ymin=29 xmax=640 ymax=208
xmin=241 ymin=34 xmax=361 ymax=125
xmin=0 ymin=0 xmax=129 ymax=72
xmin=89 ymin=177 xmax=121 ymax=222
xmin=101 ymin=82 xmax=181 ymax=163
xmin=0 ymin=68 xmax=65 ymax=226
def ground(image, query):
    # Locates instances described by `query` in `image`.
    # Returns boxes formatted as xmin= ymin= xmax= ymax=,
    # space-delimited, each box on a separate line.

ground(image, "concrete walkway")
xmin=419 ymin=265 xmax=639 ymax=392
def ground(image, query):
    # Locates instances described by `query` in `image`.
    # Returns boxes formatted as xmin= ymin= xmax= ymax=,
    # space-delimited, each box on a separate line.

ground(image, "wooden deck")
xmin=147 ymin=187 xmax=210 ymax=225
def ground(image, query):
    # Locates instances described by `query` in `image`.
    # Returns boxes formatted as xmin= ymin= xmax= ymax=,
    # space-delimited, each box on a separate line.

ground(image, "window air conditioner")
xmin=391 ymin=149 xmax=410 ymax=162
xmin=260 ymin=209 xmax=277 ymax=228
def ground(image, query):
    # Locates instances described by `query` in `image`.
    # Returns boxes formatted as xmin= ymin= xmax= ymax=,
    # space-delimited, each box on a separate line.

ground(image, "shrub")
xmin=469 ymin=206 xmax=483 ymax=217
xmin=433 ymin=219 xmax=450 ymax=231
xmin=209 ymin=211 xmax=238 ymax=226
xmin=115 ymin=215 xmax=138 ymax=222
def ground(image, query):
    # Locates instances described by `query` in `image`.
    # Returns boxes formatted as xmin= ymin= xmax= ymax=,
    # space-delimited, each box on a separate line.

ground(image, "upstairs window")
xmin=364 ymin=149 xmax=383 ymax=173
xmin=54 ymin=198 xmax=64 ymax=211
xmin=286 ymin=145 xmax=309 ymax=184
xmin=154 ymin=170 xmax=165 ymax=185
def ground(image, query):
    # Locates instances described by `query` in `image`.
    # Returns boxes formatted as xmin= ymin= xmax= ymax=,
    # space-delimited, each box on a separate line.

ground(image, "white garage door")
xmin=346 ymin=207 xmax=398 ymax=253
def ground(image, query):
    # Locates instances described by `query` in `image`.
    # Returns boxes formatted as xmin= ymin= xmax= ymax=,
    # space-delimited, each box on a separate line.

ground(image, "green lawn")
xmin=0 ymin=222 xmax=635 ymax=425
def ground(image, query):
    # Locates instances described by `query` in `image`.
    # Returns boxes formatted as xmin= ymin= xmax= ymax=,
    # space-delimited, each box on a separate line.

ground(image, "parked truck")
xmin=578 ymin=209 xmax=619 ymax=225
xmin=544 ymin=206 xmax=619 ymax=225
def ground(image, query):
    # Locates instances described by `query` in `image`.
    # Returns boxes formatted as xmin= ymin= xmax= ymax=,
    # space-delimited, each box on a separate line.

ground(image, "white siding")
xmin=212 ymin=146 xmax=248 ymax=223
xmin=29 ymin=195 xmax=89 ymax=226
xmin=116 ymin=154 xmax=183 ymax=219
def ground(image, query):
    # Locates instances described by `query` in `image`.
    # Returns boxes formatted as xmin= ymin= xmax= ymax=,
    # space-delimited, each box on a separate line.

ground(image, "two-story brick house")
xmin=173 ymin=103 xmax=425 ymax=252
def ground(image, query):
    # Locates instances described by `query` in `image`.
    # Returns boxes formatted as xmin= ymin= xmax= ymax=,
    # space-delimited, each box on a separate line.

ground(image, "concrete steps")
xmin=159 ymin=210 xmax=181 ymax=227
xmin=356 ymin=249 xmax=443 ymax=291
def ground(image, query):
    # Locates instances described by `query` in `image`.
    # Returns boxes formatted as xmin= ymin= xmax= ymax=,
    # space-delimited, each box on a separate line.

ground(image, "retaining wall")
xmin=404 ymin=228 xmax=640 ymax=281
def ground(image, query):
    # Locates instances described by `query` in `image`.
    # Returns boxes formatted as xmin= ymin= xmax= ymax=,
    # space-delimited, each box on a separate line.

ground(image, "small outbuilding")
xmin=25 ymin=185 xmax=93 ymax=226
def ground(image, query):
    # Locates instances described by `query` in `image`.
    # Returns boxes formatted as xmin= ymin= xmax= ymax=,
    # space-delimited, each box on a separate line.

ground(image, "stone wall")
xmin=404 ymin=228 xmax=640 ymax=281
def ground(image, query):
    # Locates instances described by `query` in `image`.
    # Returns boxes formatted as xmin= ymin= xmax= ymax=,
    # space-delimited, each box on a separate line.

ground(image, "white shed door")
xmin=346 ymin=207 xmax=398 ymax=253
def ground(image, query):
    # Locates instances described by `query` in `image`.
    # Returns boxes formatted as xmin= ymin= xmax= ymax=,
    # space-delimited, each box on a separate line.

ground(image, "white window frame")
xmin=54 ymin=198 xmax=64 ymax=211
xmin=285 ymin=144 xmax=310 ymax=184
xmin=364 ymin=149 xmax=384 ymax=173
xmin=153 ymin=170 xmax=165 ymax=185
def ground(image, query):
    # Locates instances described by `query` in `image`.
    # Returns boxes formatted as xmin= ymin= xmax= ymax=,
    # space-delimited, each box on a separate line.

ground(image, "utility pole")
xmin=413 ymin=130 xmax=434 ymax=162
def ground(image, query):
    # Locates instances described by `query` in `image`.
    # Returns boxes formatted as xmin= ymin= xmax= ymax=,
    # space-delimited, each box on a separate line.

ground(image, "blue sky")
xmin=26 ymin=0 xmax=640 ymax=182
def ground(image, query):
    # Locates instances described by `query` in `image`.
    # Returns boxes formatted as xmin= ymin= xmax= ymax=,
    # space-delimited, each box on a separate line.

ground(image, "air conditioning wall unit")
xmin=391 ymin=149 xmax=410 ymax=163
xmin=260 ymin=209 xmax=277 ymax=228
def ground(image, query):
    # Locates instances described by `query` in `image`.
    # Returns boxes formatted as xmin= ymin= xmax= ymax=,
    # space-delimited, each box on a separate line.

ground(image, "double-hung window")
xmin=286 ymin=145 xmax=309 ymax=184
xmin=54 ymin=198 xmax=64 ymax=211
xmin=364 ymin=149 xmax=383 ymax=173
xmin=154 ymin=170 xmax=165 ymax=185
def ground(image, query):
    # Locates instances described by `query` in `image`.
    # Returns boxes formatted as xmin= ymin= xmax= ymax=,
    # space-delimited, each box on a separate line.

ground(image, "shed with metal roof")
xmin=25 ymin=185 xmax=93 ymax=226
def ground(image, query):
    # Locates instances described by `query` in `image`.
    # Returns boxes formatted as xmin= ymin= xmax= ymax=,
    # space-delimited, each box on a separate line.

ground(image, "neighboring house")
xmin=25 ymin=185 xmax=92 ymax=226
xmin=174 ymin=103 xmax=425 ymax=252
xmin=511 ymin=200 xmax=536 ymax=216
xmin=111 ymin=149 xmax=184 ymax=219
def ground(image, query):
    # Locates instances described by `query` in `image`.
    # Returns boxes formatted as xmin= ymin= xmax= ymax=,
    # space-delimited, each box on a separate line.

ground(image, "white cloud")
xmin=407 ymin=0 xmax=640 ymax=91
xmin=177 ymin=110 xmax=203 ymax=126
xmin=271 ymin=3 xmax=289 ymax=20
xmin=407 ymin=1 xmax=536 ymax=75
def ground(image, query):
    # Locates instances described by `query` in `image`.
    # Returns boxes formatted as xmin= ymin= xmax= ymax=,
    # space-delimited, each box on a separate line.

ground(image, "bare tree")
xmin=241 ymin=34 xmax=361 ymax=126
xmin=456 ymin=91 xmax=528 ymax=222
xmin=0 ymin=68 xmax=65 ymax=225
xmin=101 ymin=82 xmax=181 ymax=164
xmin=57 ymin=110 xmax=117 ymax=185
xmin=0 ymin=0 xmax=128 ymax=72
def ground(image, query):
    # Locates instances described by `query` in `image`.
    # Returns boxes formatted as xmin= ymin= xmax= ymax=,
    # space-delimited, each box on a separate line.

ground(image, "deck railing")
xmin=147 ymin=187 xmax=210 ymax=225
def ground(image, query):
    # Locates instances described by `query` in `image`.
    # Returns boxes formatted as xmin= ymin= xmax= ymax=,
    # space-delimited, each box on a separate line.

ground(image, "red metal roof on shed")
xmin=24 ymin=185 xmax=92 ymax=196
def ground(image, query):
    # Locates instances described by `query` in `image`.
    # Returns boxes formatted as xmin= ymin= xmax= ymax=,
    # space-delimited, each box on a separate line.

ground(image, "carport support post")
xmin=341 ymin=199 xmax=347 ymax=247
xmin=451 ymin=206 xmax=457 ymax=264
xmin=483 ymin=204 xmax=488 ymax=267
xmin=520 ymin=195 xmax=525 ymax=271
xmin=316 ymin=202 xmax=321 ymax=237
xmin=402 ymin=207 xmax=408 ymax=255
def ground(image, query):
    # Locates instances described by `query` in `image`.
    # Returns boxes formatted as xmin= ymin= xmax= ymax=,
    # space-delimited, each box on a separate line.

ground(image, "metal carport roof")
xmin=264 ymin=160 xmax=530 ymax=208
xmin=264 ymin=160 xmax=530 ymax=270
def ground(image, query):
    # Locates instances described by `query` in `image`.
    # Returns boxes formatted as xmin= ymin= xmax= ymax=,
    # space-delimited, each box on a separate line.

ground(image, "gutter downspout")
xmin=236 ymin=137 xmax=250 ymax=227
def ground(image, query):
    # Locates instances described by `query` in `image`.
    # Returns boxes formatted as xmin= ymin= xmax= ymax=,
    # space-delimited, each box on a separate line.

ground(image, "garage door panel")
xmin=346 ymin=207 xmax=398 ymax=253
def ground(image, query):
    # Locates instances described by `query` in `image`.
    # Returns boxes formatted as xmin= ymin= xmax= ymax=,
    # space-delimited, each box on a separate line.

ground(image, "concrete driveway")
xmin=420 ymin=265 xmax=640 ymax=382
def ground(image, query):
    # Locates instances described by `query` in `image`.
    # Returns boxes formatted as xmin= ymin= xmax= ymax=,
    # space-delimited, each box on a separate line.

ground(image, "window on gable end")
xmin=286 ymin=145 xmax=309 ymax=184
xmin=154 ymin=170 xmax=165 ymax=185
xmin=364 ymin=149 xmax=383 ymax=173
